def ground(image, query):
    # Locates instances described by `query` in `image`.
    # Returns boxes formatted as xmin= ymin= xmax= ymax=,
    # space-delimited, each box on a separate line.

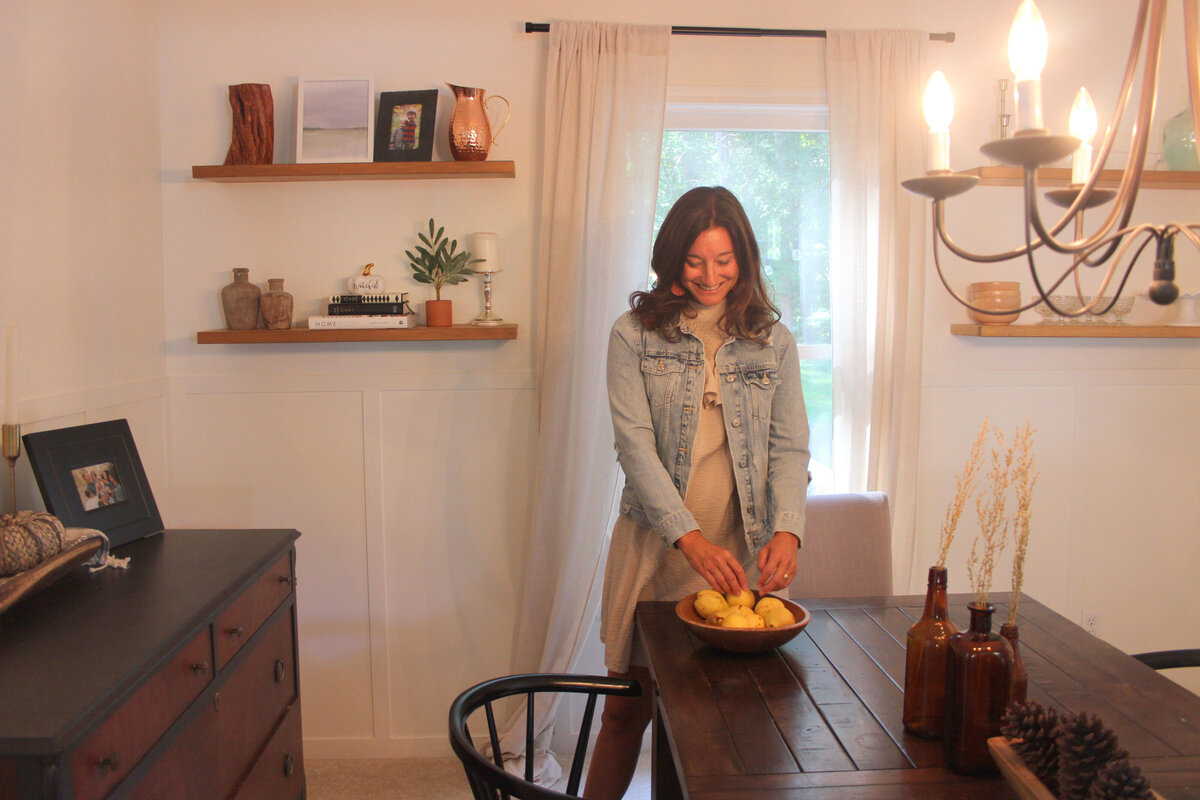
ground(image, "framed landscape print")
xmin=23 ymin=419 xmax=164 ymax=548
xmin=374 ymin=89 xmax=438 ymax=162
xmin=296 ymin=77 xmax=374 ymax=163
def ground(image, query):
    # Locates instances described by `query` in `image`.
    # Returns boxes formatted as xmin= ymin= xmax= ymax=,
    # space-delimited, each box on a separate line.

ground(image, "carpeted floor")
xmin=305 ymin=748 xmax=653 ymax=800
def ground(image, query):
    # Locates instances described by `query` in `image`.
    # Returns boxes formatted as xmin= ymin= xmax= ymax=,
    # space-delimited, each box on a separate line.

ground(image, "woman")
xmin=584 ymin=186 xmax=810 ymax=800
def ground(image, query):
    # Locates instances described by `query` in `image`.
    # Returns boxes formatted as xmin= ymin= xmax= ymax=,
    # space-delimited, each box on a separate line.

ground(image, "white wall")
xmin=6 ymin=0 xmax=1199 ymax=760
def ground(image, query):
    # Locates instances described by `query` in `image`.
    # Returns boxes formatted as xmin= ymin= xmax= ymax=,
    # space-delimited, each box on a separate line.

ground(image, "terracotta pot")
xmin=426 ymin=299 xmax=453 ymax=327
xmin=221 ymin=268 xmax=261 ymax=330
xmin=260 ymin=278 xmax=293 ymax=330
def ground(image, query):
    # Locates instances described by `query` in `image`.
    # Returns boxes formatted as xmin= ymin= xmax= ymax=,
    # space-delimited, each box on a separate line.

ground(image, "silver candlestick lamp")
xmin=470 ymin=232 xmax=505 ymax=326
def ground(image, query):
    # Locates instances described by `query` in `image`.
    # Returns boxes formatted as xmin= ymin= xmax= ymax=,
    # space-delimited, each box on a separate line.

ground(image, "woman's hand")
xmin=756 ymin=531 xmax=800 ymax=594
xmin=675 ymin=530 xmax=748 ymax=596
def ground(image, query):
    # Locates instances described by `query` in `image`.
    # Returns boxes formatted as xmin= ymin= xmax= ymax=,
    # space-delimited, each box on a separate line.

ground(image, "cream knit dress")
xmin=600 ymin=302 xmax=760 ymax=673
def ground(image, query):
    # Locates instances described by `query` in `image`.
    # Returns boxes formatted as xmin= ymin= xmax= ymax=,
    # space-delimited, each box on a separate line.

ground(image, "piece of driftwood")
xmin=224 ymin=83 xmax=274 ymax=166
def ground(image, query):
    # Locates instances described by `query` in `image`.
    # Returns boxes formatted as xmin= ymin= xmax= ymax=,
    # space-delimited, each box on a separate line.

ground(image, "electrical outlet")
xmin=1083 ymin=611 xmax=1100 ymax=635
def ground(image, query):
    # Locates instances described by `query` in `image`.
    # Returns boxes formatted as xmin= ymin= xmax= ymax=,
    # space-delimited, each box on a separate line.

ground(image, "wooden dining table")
xmin=634 ymin=593 xmax=1200 ymax=799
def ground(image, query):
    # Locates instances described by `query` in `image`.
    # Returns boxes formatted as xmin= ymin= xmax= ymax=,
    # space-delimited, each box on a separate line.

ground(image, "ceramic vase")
xmin=902 ymin=566 xmax=959 ymax=738
xmin=221 ymin=268 xmax=261 ymax=330
xmin=260 ymin=278 xmax=293 ymax=330
xmin=1000 ymin=621 xmax=1028 ymax=705
xmin=426 ymin=299 xmax=452 ymax=327
xmin=944 ymin=602 xmax=1014 ymax=774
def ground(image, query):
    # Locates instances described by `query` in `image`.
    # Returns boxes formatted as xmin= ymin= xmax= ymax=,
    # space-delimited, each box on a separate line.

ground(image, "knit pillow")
xmin=0 ymin=511 xmax=66 ymax=576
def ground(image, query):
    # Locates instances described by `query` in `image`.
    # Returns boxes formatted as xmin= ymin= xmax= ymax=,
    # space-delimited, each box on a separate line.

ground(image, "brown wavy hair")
xmin=630 ymin=186 xmax=779 ymax=343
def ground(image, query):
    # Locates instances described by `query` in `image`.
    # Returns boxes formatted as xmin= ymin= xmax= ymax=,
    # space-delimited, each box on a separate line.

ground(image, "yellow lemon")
xmin=725 ymin=589 xmax=756 ymax=609
xmin=720 ymin=612 xmax=753 ymax=629
xmin=693 ymin=593 xmax=729 ymax=620
xmin=754 ymin=596 xmax=785 ymax=617
xmin=707 ymin=605 xmax=740 ymax=626
xmin=764 ymin=606 xmax=797 ymax=628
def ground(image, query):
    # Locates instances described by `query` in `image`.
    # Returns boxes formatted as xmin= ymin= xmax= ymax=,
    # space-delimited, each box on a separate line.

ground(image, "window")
xmin=654 ymin=91 xmax=833 ymax=493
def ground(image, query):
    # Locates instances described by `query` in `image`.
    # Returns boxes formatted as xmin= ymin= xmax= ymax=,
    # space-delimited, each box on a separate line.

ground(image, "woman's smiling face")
xmin=680 ymin=226 xmax=739 ymax=306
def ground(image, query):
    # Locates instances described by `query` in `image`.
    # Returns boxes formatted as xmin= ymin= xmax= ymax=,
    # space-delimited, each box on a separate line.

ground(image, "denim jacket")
xmin=606 ymin=310 xmax=810 ymax=553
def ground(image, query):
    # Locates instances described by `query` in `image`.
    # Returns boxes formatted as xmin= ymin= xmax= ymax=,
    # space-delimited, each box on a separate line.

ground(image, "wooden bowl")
xmin=674 ymin=592 xmax=811 ymax=654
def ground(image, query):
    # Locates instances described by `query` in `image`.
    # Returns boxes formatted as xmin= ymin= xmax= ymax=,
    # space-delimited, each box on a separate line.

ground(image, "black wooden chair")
xmin=1131 ymin=650 xmax=1200 ymax=670
xmin=448 ymin=673 xmax=641 ymax=800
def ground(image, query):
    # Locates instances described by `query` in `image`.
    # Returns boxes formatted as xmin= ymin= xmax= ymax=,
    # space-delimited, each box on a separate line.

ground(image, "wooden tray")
xmin=989 ymin=737 xmax=1166 ymax=800
xmin=0 ymin=538 xmax=102 ymax=615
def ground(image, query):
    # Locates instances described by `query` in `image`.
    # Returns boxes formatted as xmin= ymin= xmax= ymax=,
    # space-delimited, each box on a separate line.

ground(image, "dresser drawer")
xmin=236 ymin=701 xmax=305 ymax=799
xmin=128 ymin=608 xmax=297 ymax=799
xmin=215 ymin=553 xmax=293 ymax=669
xmin=70 ymin=627 xmax=213 ymax=800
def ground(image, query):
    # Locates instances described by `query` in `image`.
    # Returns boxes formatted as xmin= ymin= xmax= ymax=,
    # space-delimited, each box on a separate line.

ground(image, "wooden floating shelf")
xmin=951 ymin=323 xmax=1200 ymax=338
xmin=197 ymin=324 xmax=518 ymax=343
xmin=962 ymin=165 xmax=1200 ymax=189
xmin=191 ymin=161 xmax=516 ymax=183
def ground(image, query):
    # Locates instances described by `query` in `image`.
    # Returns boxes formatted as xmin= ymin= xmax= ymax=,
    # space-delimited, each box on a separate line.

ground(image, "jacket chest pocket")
xmin=740 ymin=366 xmax=781 ymax=419
xmin=641 ymin=353 xmax=688 ymax=409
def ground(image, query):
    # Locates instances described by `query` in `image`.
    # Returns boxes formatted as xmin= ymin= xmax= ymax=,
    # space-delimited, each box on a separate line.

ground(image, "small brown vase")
xmin=903 ymin=566 xmax=959 ymax=738
xmin=1000 ymin=621 xmax=1028 ymax=705
xmin=426 ymin=299 xmax=452 ymax=327
xmin=221 ymin=268 xmax=261 ymax=330
xmin=944 ymin=602 xmax=1014 ymax=775
xmin=260 ymin=278 xmax=294 ymax=330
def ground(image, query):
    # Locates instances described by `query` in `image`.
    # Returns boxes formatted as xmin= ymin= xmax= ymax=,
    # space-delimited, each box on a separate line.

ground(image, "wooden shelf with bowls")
xmin=191 ymin=161 xmax=516 ymax=183
xmin=197 ymin=324 xmax=518 ymax=344
xmin=951 ymin=324 xmax=1200 ymax=338
xmin=960 ymin=166 xmax=1200 ymax=189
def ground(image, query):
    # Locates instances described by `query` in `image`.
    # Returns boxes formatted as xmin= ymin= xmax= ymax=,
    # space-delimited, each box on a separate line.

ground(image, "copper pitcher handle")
xmin=486 ymin=95 xmax=511 ymax=144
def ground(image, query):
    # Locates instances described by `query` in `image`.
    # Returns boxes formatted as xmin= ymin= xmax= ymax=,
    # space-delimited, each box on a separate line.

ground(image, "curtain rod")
xmin=523 ymin=22 xmax=955 ymax=43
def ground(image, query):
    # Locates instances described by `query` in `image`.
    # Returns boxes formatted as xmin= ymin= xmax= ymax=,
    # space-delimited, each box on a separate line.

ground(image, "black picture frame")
xmin=23 ymin=419 xmax=163 ymax=549
xmin=374 ymin=89 xmax=438 ymax=162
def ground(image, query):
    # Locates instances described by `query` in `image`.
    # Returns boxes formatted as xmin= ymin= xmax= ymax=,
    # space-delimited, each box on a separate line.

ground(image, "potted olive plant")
xmin=405 ymin=218 xmax=480 ymax=327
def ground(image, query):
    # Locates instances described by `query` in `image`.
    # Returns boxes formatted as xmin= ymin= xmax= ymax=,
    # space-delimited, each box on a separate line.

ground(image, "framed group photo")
xmin=296 ymin=77 xmax=374 ymax=163
xmin=22 ymin=419 xmax=164 ymax=549
xmin=374 ymin=89 xmax=438 ymax=162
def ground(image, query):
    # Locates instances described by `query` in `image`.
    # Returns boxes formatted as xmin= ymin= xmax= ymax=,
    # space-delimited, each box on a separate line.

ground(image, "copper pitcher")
xmin=447 ymin=84 xmax=511 ymax=161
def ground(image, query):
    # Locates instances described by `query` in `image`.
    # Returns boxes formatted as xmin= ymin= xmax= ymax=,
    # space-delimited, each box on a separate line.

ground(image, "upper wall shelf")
xmin=951 ymin=324 xmax=1200 ymax=338
xmin=191 ymin=161 xmax=516 ymax=183
xmin=962 ymin=166 xmax=1200 ymax=189
xmin=197 ymin=324 xmax=518 ymax=343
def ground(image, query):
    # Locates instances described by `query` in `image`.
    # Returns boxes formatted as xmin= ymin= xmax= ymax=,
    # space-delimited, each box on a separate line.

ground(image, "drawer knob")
xmin=278 ymin=574 xmax=294 ymax=587
xmin=226 ymin=626 xmax=244 ymax=638
xmin=284 ymin=754 xmax=295 ymax=777
xmin=99 ymin=753 xmax=120 ymax=772
xmin=274 ymin=659 xmax=286 ymax=683
xmin=191 ymin=661 xmax=209 ymax=674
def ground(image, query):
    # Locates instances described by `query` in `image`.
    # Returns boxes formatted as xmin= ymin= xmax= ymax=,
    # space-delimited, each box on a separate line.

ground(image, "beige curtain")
xmin=497 ymin=20 xmax=669 ymax=785
xmin=824 ymin=31 xmax=927 ymax=592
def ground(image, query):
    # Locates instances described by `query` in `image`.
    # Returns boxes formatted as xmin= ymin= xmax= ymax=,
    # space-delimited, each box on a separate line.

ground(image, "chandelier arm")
xmin=1188 ymin=2 xmax=1200 ymax=139
xmin=932 ymin=200 xmax=1044 ymax=263
xmin=1076 ymin=227 xmax=1159 ymax=315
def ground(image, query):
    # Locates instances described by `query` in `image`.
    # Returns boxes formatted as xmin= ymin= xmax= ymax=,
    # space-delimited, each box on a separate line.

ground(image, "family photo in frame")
xmin=374 ymin=89 xmax=438 ymax=162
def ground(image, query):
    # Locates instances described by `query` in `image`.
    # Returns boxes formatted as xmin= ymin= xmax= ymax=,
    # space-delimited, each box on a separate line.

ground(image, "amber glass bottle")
xmin=999 ymin=621 xmax=1028 ymax=705
xmin=903 ymin=566 xmax=958 ymax=738
xmin=944 ymin=602 xmax=1014 ymax=774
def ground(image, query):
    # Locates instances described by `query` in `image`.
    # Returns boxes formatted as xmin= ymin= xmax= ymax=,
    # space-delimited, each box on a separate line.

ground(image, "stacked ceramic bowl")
xmin=967 ymin=281 xmax=1021 ymax=325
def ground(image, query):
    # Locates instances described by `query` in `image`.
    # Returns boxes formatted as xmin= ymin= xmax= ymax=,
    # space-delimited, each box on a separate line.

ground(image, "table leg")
xmin=651 ymin=693 xmax=685 ymax=800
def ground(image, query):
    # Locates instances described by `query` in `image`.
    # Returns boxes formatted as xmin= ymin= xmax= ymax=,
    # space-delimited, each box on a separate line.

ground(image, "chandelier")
xmin=903 ymin=0 xmax=1200 ymax=320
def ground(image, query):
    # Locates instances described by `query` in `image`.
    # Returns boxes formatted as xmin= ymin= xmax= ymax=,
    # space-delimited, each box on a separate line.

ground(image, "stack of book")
xmin=307 ymin=294 xmax=418 ymax=329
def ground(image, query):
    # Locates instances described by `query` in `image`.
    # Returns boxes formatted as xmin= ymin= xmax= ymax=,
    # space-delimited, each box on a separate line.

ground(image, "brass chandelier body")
xmin=904 ymin=0 xmax=1200 ymax=319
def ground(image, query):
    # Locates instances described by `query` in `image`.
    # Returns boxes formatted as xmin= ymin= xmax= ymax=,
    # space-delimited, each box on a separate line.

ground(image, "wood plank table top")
xmin=635 ymin=594 xmax=1200 ymax=800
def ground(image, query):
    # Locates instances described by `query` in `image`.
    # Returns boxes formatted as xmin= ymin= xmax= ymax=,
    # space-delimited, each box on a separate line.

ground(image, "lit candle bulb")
xmin=1009 ymin=0 xmax=1048 ymax=133
xmin=1069 ymin=87 xmax=1097 ymax=185
xmin=924 ymin=71 xmax=954 ymax=173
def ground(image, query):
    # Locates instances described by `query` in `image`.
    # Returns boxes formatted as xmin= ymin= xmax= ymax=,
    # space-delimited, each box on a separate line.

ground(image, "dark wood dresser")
xmin=0 ymin=529 xmax=305 ymax=799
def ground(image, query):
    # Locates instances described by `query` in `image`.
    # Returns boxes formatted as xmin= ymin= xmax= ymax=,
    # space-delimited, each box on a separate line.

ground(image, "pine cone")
xmin=1088 ymin=758 xmax=1153 ymax=800
xmin=1001 ymin=701 xmax=1061 ymax=795
xmin=1057 ymin=712 xmax=1128 ymax=800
